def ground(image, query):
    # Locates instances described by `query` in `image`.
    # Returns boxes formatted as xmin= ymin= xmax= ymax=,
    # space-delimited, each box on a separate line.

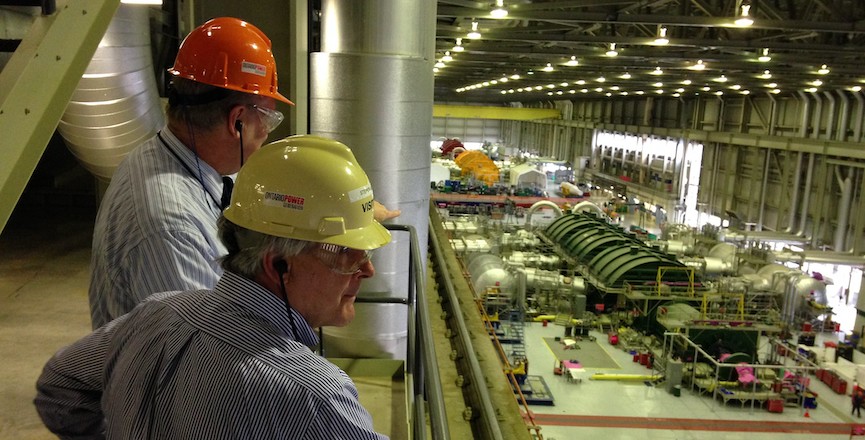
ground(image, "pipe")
xmin=797 ymin=91 xmax=811 ymax=138
xmin=855 ymin=91 xmax=865 ymax=142
xmin=810 ymin=91 xmax=823 ymax=140
xmin=796 ymin=153 xmax=815 ymax=238
xmin=757 ymin=148 xmax=770 ymax=230
xmin=58 ymin=4 xmax=164 ymax=181
xmin=767 ymin=92 xmax=778 ymax=136
xmin=823 ymin=91 xmax=836 ymax=141
xmin=525 ymin=200 xmax=563 ymax=227
xmin=773 ymin=250 xmax=865 ymax=267
xmin=571 ymin=200 xmax=607 ymax=218
xmin=837 ymin=90 xmax=850 ymax=142
xmin=834 ymin=168 xmax=853 ymax=252
xmin=784 ymin=152 xmax=803 ymax=233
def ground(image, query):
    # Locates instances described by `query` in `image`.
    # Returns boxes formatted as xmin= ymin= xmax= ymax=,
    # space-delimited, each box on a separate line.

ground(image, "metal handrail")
xmin=323 ymin=224 xmax=447 ymax=439
xmin=390 ymin=224 xmax=448 ymax=440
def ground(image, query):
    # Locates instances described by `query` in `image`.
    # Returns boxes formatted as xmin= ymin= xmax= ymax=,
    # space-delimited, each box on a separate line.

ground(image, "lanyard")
xmin=157 ymin=131 xmax=223 ymax=212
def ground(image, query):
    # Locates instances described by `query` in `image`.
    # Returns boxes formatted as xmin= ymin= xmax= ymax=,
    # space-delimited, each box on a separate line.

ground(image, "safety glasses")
xmin=312 ymin=243 xmax=373 ymax=275
xmin=250 ymin=104 xmax=284 ymax=133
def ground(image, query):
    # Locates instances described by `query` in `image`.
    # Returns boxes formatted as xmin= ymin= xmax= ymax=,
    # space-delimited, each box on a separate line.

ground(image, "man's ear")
xmin=228 ymin=104 xmax=246 ymax=136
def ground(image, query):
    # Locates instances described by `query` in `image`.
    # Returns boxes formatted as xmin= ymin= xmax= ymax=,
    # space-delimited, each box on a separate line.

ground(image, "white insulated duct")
xmin=525 ymin=200 xmax=563 ymax=226
xmin=570 ymin=200 xmax=606 ymax=218
xmin=58 ymin=5 xmax=163 ymax=181
xmin=312 ymin=0 xmax=435 ymax=359
xmin=467 ymin=254 xmax=515 ymax=297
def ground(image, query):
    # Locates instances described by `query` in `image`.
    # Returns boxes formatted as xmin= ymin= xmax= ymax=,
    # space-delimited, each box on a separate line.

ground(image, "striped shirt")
xmin=89 ymin=127 xmax=228 ymax=328
xmin=35 ymin=272 xmax=387 ymax=440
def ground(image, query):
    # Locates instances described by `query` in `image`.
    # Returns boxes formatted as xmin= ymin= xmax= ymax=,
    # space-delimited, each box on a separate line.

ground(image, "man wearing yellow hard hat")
xmin=36 ymin=136 xmax=391 ymax=439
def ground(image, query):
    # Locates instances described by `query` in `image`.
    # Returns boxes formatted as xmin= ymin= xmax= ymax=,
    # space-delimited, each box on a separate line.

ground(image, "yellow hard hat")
xmin=224 ymin=135 xmax=391 ymax=250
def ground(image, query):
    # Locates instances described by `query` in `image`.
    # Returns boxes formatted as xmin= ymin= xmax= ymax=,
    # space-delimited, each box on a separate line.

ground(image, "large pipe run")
xmin=58 ymin=4 xmax=163 ymax=181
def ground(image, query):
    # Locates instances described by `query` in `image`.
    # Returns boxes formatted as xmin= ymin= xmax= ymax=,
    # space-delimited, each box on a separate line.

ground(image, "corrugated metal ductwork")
xmin=58 ymin=5 xmax=163 ymax=181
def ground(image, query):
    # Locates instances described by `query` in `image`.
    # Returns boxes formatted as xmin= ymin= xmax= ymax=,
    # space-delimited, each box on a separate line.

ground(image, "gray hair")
xmin=166 ymin=78 xmax=260 ymax=132
xmin=218 ymin=216 xmax=314 ymax=278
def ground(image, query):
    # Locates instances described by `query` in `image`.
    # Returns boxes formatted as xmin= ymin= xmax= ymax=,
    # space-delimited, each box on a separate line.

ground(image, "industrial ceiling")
xmin=434 ymin=0 xmax=865 ymax=104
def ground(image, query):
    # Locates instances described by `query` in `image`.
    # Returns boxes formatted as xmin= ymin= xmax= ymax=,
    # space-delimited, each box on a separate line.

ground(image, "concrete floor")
xmin=0 ymin=206 xmax=94 ymax=439
xmin=521 ymin=322 xmax=861 ymax=439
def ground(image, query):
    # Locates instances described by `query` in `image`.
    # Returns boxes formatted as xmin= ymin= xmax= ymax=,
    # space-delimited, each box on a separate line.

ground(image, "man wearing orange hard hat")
xmin=88 ymin=17 xmax=399 ymax=329
xmin=89 ymin=17 xmax=293 ymax=328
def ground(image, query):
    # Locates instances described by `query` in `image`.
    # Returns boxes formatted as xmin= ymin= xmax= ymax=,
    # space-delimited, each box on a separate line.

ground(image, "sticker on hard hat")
xmin=264 ymin=191 xmax=304 ymax=210
xmin=347 ymin=184 xmax=373 ymax=203
xmin=241 ymin=61 xmax=267 ymax=77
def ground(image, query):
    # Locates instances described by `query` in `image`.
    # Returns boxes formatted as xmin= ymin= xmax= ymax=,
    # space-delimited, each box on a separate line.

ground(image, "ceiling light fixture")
xmin=818 ymin=64 xmax=830 ymax=75
xmin=442 ymin=51 xmax=453 ymax=62
xmin=688 ymin=59 xmax=706 ymax=71
xmin=735 ymin=3 xmax=754 ymax=27
xmin=682 ymin=79 xmax=692 ymax=85
xmin=853 ymin=86 xmax=863 ymax=92
xmin=714 ymin=74 xmax=728 ymax=83
xmin=621 ymin=72 xmax=631 ymax=79
xmin=771 ymin=89 xmax=781 ymax=94
xmin=760 ymin=70 xmax=772 ymax=79
xmin=653 ymin=26 xmax=669 ymax=46
xmin=650 ymin=66 xmax=664 ymax=75
xmin=490 ymin=0 xmax=508 ymax=18
xmin=606 ymin=43 xmax=618 ymax=57
xmin=542 ymin=63 xmax=554 ymax=72
xmin=452 ymin=38 xmax=465 ymax=52
xmin=565 ymin=56 xmax=579 ymax=67
xmin=510 ymin=74 xmax=521 ymax=79
xmin=811 ymin=79 xmax=823 ymax=86
xmin=758 ymin=48 xmax=771 ymax=62
xmin=467 ymin=21 xmax=482 ymax=39
xmin=434 ymin=60 xmax=445 ymax=68
xmin=596 ymin=76 xmax=606 ymax=83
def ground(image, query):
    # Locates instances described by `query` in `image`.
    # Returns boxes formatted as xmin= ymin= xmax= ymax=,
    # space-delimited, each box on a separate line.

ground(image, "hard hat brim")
xmin=321 ymin=220 xmax=392 ymax=251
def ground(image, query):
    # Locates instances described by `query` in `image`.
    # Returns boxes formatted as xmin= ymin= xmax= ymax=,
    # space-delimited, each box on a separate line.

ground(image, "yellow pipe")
xmin=590 ymin=373 xmax=663 ymax=381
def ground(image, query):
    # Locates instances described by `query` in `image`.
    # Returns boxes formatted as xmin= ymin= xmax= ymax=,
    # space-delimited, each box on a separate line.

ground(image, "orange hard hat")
xmin=168 ymin=17 xmax=293 ymax=105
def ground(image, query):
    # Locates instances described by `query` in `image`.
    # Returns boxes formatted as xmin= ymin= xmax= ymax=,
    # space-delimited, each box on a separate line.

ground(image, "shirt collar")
xmin=160 ymin=127 xmax=224 ymax=208
xmin=213 ymin=271 xmax=319 ymax=347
